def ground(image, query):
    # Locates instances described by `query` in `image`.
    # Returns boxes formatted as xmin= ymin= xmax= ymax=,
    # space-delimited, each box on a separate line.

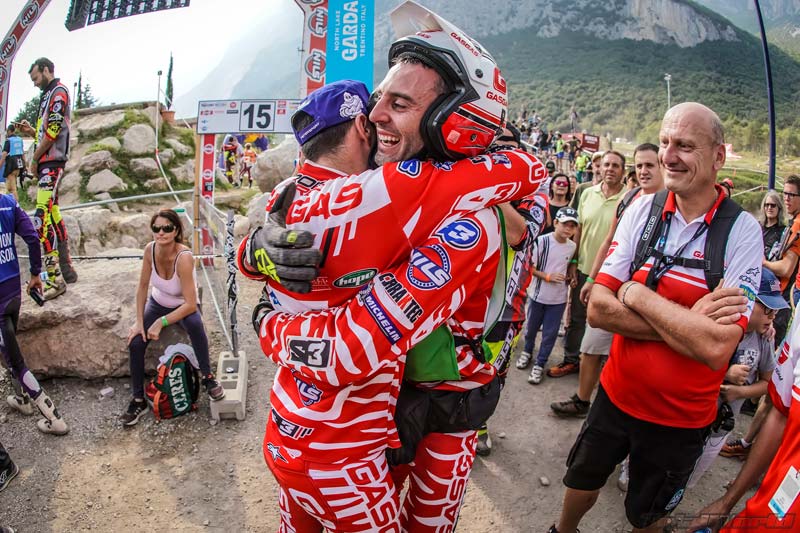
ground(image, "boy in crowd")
xmin=686 ymin=268 xmax=784 ymax=488
xmin=517 ymin=207 xmax=578 ymax=384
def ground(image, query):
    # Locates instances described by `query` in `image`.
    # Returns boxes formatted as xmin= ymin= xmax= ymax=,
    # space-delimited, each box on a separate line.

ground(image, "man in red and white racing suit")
xmin=238 ymin=81 xmax=546 ymax=530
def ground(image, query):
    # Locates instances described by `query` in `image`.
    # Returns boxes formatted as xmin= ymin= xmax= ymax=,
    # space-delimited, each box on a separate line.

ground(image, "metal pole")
xmin=754 ymin=0 xmax=777 ymax=191
xmin=156 ymin=70 xmax=162 ymax=152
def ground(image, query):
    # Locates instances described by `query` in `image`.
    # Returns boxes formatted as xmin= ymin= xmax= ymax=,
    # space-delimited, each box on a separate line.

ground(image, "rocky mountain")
xmin=177 ymin=0 xmax=800 ymax=150
xmin=696 ymin=0 xmax=800 ymax=31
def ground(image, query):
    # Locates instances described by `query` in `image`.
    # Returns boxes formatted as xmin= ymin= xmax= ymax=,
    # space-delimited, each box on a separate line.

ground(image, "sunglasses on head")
xmin=151 ymin=224 xmax=175 ymax=234
xmin=764 ymin=203 xmax=779 ymax=208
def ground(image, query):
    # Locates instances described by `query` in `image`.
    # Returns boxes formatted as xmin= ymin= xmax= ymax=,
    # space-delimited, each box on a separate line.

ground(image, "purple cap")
xmin=292 ymin=80 xmax=370 ymax=146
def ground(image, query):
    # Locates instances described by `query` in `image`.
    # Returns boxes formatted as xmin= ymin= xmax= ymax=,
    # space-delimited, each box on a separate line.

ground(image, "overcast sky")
xmin=1 ymin=0 xmax=294 ymax=119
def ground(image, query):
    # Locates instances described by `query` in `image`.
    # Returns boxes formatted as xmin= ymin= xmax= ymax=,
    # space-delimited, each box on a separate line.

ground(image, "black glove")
xmin=252 ymin=290 xmax=274 ymax=334
xmin=244 ymin=182 xmax=322 ymax=293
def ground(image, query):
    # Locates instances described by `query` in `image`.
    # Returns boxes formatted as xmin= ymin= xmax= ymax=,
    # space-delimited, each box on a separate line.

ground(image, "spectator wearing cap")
xmin=548 ymin=151 xmax=627 ymax=380
xmin=542 ymin=160 xmax=556 ymax=193
xmin=517 ymin=207 xmax=578 ymax=384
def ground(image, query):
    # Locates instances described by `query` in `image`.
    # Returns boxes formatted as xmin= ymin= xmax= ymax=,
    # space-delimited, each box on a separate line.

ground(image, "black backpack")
xmin=630 ymin=189 xmax=742 ymax=291
xmin=616 ymin=186 xmax=641 ymax=220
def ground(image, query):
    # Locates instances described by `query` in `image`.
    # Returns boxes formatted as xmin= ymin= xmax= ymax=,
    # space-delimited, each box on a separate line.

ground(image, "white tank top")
xmin=149 ymin=243 xmax=194 ymax=309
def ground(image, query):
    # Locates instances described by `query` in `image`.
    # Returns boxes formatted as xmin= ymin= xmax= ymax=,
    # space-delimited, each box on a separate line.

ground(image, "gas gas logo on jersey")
xmin=288 ymin=183 xmax=363 ymax=223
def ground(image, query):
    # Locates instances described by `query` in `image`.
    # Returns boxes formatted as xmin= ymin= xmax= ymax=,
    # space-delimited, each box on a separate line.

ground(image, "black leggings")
xmin=0 ymin=287 xmax=42 ymax=400
xmin=128 ymin=297 xmax=211 ymax=399
xmin=0 ymin=440 xmax=9 ymax=468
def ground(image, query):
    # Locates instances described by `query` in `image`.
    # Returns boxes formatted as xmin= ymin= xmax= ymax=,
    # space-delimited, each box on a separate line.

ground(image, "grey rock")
xmin=122 ymin=124 xmax=157 ymax=155
xmin=246 ymin=191 xmax=269 ymax=229
xmin=58 ymin=172 xmax=82 ymax=207
xmin=144 ymin=178 xmax=168 ymax=191
xmin=170 ymin=159 xmax=195 ymax=184
xmin=18 ymin=250 xmax=197 ymax=379
xmin=130 ymin=158 xmax=160 ymax=179
xmin=253 ymin=137 xmax=298 ymax=192
xmin=95 ymin=137 xmax=121 ymax=152
xmin=93 ymin=192 xmax=119 ymax=213
xmin=74 ymin=110 xmax=125 ymax=136
xmin=79 ymin=150 xmax=119 ymax=174
xmin=158 ymin=148 xmax=175 ymax=166
xmin=87 ymin=169 xmax=127 ymax=194
xmin=233 ymin=214 xmax=250 ymax=238
xmin=165 ymin=137 xmax=192 ymax=156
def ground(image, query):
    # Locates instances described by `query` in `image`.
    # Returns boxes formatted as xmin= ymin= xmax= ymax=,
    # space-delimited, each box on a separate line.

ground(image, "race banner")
xmin=326 ymin=0 xmax=373 ymax=89
xmin=295 ymin=0 xmax=328 ymax=97
xmin=295 ymin=0 xmax=374 ymax=96
xmin=0 ymin=0 xmax=52 ymax=127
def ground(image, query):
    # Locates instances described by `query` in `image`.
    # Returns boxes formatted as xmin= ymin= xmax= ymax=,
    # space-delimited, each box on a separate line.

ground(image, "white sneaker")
xmin=528 ymin=365 xmax=543 ymax=384
xmin=6 ymin=394 xmax=34 ymax=416
xmin=516 ymin=352 xmax=533 ymax=370
xmin=617 ymin=457 xmax=629 ymax=492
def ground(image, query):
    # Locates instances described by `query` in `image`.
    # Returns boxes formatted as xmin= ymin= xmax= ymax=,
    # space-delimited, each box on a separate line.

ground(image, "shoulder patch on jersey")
xmin=432 ymin=161 xmax=454 ymax=171
xmin=397 ymin=159 xmax=422 ymax=177
xmin=266 ymin=442 xmax=288 ymax=463
xmin=333 ymin=268 xmax=377 ymax=288
xmin=407 ymin=245 xmax=452 ymax=290
xmin=288 ymin=337 xmax=331 ymax=368
xmin=436 ymin=219 xmax=481 ymax=250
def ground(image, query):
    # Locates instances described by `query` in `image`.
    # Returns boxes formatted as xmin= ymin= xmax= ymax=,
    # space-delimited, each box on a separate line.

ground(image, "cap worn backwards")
xmin=292 ymin=80 xmax=370 ymax=146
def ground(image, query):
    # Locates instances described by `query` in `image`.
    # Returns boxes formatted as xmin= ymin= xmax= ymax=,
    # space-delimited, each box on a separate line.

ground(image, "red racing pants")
xmin=390 ymin=430 xmax=478 ymax=533
xmin=265 ymin=443 xmax=401 ymax=532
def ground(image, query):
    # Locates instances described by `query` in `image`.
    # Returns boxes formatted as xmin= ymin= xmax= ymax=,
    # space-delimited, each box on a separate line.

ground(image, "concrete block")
xmin=209 ymin=350 xmax=248 ymax=421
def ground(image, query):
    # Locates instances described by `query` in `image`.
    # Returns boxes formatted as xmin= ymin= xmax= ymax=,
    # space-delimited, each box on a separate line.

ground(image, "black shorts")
xmin=3 ymin=156 xmax=23 ymax=177
xmin=564 ymin=386 xmax=710 ymax=528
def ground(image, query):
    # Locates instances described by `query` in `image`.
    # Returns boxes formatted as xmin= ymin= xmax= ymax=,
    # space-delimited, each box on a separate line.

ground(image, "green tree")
xmin=78 ymin=82 xmax=98 ymax=109
xmin=13 ymin=95 xmax=40 ymax=127
xmin=165 ymin=53 xmax=174 ymax=110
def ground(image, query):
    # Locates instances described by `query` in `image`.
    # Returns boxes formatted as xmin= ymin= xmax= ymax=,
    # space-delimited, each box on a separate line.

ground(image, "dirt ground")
xmin=1 ymin=277 xmax=757 ymax=532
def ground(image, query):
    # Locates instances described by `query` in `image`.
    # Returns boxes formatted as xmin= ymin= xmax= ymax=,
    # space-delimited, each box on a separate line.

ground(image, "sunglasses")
xmin=764 ymin=203 xmax=779 ymax=209
xmin=554 ymin=181 xmax=569 ymax=186
xmin=151 ymin=224 xmax=175 ymax=233
xmin=782 ymin=191 xmax=800 ymax=199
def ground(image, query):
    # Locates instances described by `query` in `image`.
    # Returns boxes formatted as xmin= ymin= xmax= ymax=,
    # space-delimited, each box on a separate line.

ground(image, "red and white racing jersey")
xmin=723 ymin=322 xmax=800 ymax=532
xmin=595 ymin=187 xmax=762 ymax=428
xmin=238 ymin=151 xmax=547 ymax=466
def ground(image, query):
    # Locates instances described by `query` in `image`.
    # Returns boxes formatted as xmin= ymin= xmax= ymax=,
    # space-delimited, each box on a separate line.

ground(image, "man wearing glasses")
xmin=763 ymin=174 xmax=800 ymax=343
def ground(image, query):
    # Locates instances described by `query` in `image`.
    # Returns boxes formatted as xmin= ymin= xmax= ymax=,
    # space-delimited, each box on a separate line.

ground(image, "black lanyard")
xmin=649 ymin=212 xmax=709 ymax=284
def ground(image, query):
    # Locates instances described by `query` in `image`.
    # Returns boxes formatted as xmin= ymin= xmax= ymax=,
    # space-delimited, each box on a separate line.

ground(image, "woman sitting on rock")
xmin=120 ymin=209 xmax=224 ymax=426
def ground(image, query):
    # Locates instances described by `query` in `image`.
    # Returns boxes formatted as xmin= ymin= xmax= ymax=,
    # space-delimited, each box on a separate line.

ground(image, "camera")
xmin=712 ymin=402 xmax=735 ymax=434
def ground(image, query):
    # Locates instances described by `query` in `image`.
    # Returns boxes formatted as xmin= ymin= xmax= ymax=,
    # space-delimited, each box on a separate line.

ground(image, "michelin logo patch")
xmin=363 ymin=291 xmax=402 ymax=343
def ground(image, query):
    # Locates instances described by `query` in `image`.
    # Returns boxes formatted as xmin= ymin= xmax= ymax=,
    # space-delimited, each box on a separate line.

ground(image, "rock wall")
xmin=17 ymin=250 xmax=200 ymax=379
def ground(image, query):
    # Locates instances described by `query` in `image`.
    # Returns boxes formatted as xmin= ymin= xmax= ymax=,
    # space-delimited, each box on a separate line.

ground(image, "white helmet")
xmin=389 ymin=1 xmax=507 ymax=161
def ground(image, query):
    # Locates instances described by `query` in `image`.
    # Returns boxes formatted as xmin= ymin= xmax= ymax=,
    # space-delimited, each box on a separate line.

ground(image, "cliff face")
xmin=374 ymin=0 xmax=739 ymax=49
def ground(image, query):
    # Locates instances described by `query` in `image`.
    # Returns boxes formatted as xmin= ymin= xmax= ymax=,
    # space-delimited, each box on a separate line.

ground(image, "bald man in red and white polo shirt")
xmin=550 ymin=102 xmax=763 ymax=533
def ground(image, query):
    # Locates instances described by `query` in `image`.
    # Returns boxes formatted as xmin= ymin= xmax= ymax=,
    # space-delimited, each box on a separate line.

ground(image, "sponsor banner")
xmin=295 ymin=0 xmax=328 ymax=97
xmin=196 ymin=99 xmax=301 ymax=135
xmin=326 ymin=0 xmax=373 ymax=89
xmin=0 ymin=0 xmax=51 ymax=130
